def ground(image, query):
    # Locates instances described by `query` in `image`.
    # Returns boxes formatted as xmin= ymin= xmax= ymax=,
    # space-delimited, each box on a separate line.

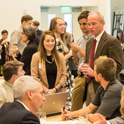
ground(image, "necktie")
xmin=86 ymin=39 xmax=97 ymax=83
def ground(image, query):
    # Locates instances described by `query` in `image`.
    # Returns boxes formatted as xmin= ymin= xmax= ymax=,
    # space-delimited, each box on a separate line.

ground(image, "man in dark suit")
xmin=0 ymin=76 xmax=46 ymax=124
xmin=78 ymin=11 xmax=123 ymax=106
xmin=33 ymin=20 xmax=43 ymax=46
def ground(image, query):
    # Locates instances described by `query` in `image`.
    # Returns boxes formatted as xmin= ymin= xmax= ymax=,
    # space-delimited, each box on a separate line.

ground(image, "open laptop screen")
xmin=41 ymin=91 xmax=69 ymax=116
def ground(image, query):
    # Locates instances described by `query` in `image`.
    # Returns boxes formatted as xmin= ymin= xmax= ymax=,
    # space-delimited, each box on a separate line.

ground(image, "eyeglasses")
xmin=38 ymin=91 xmax=45 ymax=96
xmin=21 ymin=32 xmax=25 ymax=35
xmin=31 ymin=90 xmax=45 ymax=96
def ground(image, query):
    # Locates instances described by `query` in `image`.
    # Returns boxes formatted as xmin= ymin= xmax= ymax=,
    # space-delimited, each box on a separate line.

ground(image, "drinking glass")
xmin=39 ymin=112 xmax=46 ymax=120
xmin=11 ymin=46 xmax=18 ymax=57
xmin=79 ymin=113 xmax=88 ymax=124
xmin=35 ymin=111 xmax=46 ymax=124
xmin=82 ymin=63 xmax=89 ymax=78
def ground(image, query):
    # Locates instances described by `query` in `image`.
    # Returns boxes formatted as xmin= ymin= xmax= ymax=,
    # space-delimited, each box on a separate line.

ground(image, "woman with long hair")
xmin=31 ymin=30 xmax=67 ymax=94
xmin=49 ymin=17 xmax=73 ymax=88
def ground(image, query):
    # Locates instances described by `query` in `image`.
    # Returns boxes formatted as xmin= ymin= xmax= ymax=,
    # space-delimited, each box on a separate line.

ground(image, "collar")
xmin=94 ymin=30 xmax=104 ymax=42
xmin=16 ymin=100 xmax=30 ymax=111
xmin=5 ymin=81 xmax=13 ymax=88
xmin=104 ymin=78 xmax=116 ymax=91
xmin=83 ymin=33 xmax=92 ymax=40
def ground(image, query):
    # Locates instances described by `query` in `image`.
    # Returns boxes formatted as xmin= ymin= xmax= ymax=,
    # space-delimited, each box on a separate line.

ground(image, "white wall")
xmin=0 ymin=0 xmax=98 ymax=40
xmin=1 ymin=0 xmax=123 ymax=40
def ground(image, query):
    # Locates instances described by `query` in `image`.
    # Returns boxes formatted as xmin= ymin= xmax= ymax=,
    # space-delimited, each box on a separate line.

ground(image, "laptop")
xmin=41 ymin=91 xmax=69 ymax=116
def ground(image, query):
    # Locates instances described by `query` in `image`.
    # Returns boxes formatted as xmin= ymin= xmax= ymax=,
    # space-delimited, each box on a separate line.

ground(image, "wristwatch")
xmin=54 ymin=87 xmax=58 ymax=92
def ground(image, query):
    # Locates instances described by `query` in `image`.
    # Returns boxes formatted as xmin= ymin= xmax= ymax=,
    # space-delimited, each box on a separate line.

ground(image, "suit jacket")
xmin=31 ymin=52 xmax=67 ymax=88
xmin=0 ymin=101 xmax=40 ymax=124
xmin=109 ymin=116 xmax=124 ymax=124
xmin=35 ymin=29 xmax=43 ymax=46
xmin=86 ymin=31 xmax=123 ymax=92
xmin=20 ymin=40 xmax=37 ymax=75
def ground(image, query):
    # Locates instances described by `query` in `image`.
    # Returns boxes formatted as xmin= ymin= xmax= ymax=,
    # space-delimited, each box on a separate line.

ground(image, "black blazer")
xmin=20 ymin=40 xmax=37 ymax=75
xmin=35 ymin=29 xmax=43 ymax=46
xmin=0 ymin=101 xmax=40 ymax=124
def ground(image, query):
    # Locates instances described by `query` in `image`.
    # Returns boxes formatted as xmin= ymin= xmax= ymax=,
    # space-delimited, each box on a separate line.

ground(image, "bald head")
xmin=88 ymin=11 xmax=105 ymax=37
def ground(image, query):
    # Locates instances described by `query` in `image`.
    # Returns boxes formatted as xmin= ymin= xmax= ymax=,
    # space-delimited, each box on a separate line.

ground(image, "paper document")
xmin=40 ymin=119 xmax=79 ymax=124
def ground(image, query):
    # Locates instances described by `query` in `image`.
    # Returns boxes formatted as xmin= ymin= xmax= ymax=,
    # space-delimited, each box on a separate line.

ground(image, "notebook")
xmin=41 ymin=91 xmax=69 ymax=116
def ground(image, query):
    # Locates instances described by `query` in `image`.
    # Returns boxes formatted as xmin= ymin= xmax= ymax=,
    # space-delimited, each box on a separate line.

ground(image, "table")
xmin=46 ymin=114 xmax=92 ymax=124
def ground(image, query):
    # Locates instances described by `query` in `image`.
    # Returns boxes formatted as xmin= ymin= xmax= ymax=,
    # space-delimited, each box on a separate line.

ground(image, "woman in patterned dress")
xmin=49 ymin=17 xmax=73 ymax=88
xmin=0 ymin=30 xmax=9 ymax=76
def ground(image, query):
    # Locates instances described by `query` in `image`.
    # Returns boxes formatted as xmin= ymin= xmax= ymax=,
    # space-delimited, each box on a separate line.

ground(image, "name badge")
xmin=99 ymin=55 xmax=107 ymax=58
xmin=39 ymin=63 xmax=42 ymax=68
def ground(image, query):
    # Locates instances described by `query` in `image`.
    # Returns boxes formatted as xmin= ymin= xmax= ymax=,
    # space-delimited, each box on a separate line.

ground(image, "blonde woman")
xmin=31 ymin=31 xmax=67 ymax=94
xmin=49 ymin=17 xmax=73 ymax=88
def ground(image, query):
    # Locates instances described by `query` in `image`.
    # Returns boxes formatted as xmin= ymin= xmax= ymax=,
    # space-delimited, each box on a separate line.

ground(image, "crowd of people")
xmin=0 ymin=11 xmax=124 ymax=124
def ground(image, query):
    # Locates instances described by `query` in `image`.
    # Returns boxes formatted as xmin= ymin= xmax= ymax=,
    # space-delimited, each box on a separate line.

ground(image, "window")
xmin=64 ymin=14 xmax=73 ymax=34
xmin=48 ymin=14 xmax=56 ymax=29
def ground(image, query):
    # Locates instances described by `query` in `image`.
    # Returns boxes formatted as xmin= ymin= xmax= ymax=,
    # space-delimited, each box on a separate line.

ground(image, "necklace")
xmin=46 ymin=59 xmax=53 ymax=64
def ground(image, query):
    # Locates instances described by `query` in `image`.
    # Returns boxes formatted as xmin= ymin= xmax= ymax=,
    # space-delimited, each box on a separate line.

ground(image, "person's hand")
xmin=43 ymin=86 xmax=49 ymax=94
xmin=61 ymin=109 xmax=71 ymax=120
xmin=78 ymin=63 xmax=94 ymax=77
xmin=1 ymin=40 xmax=6 ymax=45
xmin=0 ymin=44 xmax=2 ymax=51
xmin=68 ymin=50 xmax=72 ymax=56
xmin=11 ymin=45 xmax=18 ymax=57
xmin=47 ymin=88 xmax=56 ymax=94
xmin=81 ymin=65 xmax=94 ymax=77
xmin=71 ymin=42 xmax=80 ymax=53
xmin=78 ymin=63 xmax=84 ymax=72
xmin=93 ymin=114 xmax=107 ymax=124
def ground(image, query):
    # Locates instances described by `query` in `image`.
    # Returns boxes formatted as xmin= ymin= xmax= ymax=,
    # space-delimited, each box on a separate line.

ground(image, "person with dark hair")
xmin=0 ymin=30 xmax=9 ymax=76
xmin=33 ymin=20 xmax=43 ymax=46
xmin=116 ymin=29 xmax=124 ymax=85
xmin=12 ymin=25 xmax=37 ymax=75
xmin=0 ymin=61 xmax=25 ymax=107
xmin=71 ymin=11 xmax=92 ymax=66
xmin=10 ymin=15 xmax=33 ymax=60
xmin=70 ymin=11 xmax=93 ymax=111
xmin=31 ymin=30 xmax=67 ymax=94
xmin=62 ymin=57 xmax=123 ymax=123
xmin=117 ymin=29 xmax=124 ymax=44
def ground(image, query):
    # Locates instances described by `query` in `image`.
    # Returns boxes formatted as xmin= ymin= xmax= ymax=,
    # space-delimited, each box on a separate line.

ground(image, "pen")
xmin=63 ymin=107 xmax=65 ymax=112
xmin=63 ymin=107 xmax=66 ymax=120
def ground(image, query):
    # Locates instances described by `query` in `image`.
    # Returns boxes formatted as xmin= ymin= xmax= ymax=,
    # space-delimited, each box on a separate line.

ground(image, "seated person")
xmin=0 ymin=30 xmax=9 ymax=76
xmin=31 ymin=30 xmax=67 ymax=94
xmin=12 ymin=25 xmax=38 ymax=75
xmin=61 ymin=57 xmax=123 ymax=123
xmin=0 ymin=76 xmax=46 ymax=124
xmin=0 ymin=61 xmax=25 ymax=107
xmin=93 ymin=88 xmax=124 ymax=124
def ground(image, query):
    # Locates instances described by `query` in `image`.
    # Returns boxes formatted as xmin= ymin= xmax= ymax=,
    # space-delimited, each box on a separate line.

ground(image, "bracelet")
xmin=54 ymin=87 xmax=58 ymax=92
